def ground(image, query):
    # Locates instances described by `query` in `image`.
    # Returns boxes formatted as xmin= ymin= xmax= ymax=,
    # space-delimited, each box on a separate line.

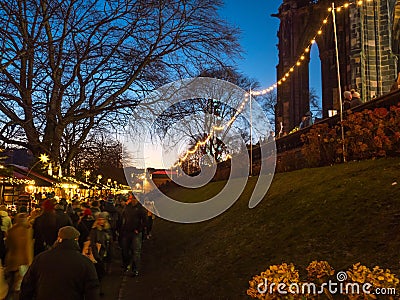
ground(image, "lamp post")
xmin=331 ymin=2 xmax=347 ymax=163
xmin=85 ymin=170 xmax=90 ymax=182
xmin=248 ymin=84 xmax=255 ymax=177
xmin=97 ymin=175 xmax=102 ymax=196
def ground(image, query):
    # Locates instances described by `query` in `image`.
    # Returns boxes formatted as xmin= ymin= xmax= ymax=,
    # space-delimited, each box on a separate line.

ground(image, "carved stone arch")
xmin=275 ymin=0 xmax=398 ymax=133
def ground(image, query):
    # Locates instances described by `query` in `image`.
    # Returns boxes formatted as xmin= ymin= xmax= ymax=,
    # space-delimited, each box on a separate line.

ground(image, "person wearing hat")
xmin=20 ymin=226 xmax=100 ymax=300
xmin=32 ymin=199 xmax=59 ymax=256
xmin=87 ymin=212 xmax=112 ymax=295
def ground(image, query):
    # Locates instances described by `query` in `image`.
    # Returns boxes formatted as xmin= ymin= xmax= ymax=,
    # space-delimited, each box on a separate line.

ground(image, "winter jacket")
xmin=33 ymin=211 xmax=73 ymax=255
xmin=20 ymin=239 xmax=100 ymax=300
xmin=5 ymin=214 xmax=33 ymax=272
xmin=120 ymin=203 xmax=147 ymax=234
xmin=0 ymin=210 xmax=12 ymax=233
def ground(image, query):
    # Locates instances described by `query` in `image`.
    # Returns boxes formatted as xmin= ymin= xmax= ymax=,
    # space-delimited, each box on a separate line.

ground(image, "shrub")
xmin=248 ymin=261 xmax=399 ymax=300
xmin=301 ymin=103 xmax=400 ymax=167
xmin=247 ymin=263 xmax=302 ymax=299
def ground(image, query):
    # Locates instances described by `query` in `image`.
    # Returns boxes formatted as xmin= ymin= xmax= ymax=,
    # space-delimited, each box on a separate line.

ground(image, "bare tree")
xmin=258 ymin=90 xmax=277 ymax=130
xmin=70 ymin=130 xmax=123 ymax=181
xmin=309 ymin=87 xmax=322 ymax=118
xmin=0 ymin=0 xmax=240 ymax=170
xmin=152 ymin=68 xmax=259 ymax=165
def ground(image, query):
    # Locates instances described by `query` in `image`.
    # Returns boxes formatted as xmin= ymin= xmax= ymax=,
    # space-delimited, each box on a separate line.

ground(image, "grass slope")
xmin=136 ymin=157 xmax=400 ymax=299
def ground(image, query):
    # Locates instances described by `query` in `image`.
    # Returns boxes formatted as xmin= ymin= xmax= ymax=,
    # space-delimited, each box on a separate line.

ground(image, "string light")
xmin=172 ymin=1 xmax=363 ymax=168
xmin=248 ymin=1 xmax=361 ymax=97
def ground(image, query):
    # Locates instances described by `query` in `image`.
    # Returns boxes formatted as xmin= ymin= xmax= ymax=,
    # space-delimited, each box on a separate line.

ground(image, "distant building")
xmin=149 ymin=169 xmax=177 ymax=188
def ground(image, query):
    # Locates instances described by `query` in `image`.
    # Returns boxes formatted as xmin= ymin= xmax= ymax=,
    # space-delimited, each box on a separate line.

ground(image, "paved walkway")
xmin=99 ymin=241 xmax=149 ymax=300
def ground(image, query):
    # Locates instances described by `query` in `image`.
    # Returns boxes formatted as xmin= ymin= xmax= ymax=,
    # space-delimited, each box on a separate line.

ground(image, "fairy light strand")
xmin=173 ymin=1 xmax=363 ymax=167
xmin=250 ymin=1 xmax=363 ymax=96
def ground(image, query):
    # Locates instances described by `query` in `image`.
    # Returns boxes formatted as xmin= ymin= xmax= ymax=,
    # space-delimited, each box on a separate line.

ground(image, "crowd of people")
xmin=0 ymin=191 xmax=157 ymax=299
xmin=343 ymin=89 xmax=363 ymax=111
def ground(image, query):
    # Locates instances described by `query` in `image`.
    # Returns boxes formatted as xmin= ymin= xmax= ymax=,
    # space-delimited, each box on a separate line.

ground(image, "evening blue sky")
xmin=219 ymin=0 xmax=322 ymax=96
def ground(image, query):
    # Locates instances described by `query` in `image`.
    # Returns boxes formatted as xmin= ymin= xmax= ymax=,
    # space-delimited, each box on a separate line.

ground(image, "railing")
xmin=275 ymin=89 xmax=400 ymax=153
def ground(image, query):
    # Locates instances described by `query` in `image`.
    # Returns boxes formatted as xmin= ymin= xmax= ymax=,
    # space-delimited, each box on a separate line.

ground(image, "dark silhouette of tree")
xmin=0 ymin=0 xmax=240 ymax=170
xmin=309 ymin=88 xmax=322 ymax=118
xmin=70 ymin=131 xmax=123 ymax=181
xmin=152 ymin=67 xmax=260 ymax=168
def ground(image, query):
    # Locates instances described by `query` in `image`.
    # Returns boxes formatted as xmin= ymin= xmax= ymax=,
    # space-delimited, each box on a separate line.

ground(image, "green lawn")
xmin=136 ymin=157 xmax=400 ymax=299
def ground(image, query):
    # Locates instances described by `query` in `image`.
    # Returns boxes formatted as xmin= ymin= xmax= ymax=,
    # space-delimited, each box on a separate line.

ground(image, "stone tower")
xmin=274 ymin=0 xmax=399 ymax=133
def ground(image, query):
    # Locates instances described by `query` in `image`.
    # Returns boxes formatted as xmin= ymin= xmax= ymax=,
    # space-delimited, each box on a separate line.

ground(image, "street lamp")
xmin=97 ymin=174 xmax=102 ymax=184
xmin=331 ymin=2 xmax=346 ymax=162
xmin=85 ymin=170 xmax=90 ymax=182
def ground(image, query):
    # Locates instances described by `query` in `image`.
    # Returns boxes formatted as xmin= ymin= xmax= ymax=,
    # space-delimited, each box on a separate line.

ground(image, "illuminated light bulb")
xmin=328 ymin=7 xmax=332 ymax=12
xmin=311 ymin=39 xmax=316 ymax=44
xmin=285 ymin=73 xmax=289 ymax=77
xmin=244 ymin=93 xmax=249 ymax=97
xmin=296 ymin=61 xmax=301 ymax=66
xmin=290 ymin=67 xmax=294 ymax=72
xmin=357 ymin=0 xmax=363 ymax=5
xmin=318 ymin=30 xmax=322 ymax=35
xmin=323 ymin=19 xmax=328 ymax=24
xmin=278 ymin=81 xmax=282 ymax=85
xmin=300 ymin=55 xmax=305 ymax=60
xmin=262 ymin=90 xmax=267 ymax=94
xmin=337 ymin=7 xmax=341 ymax=12
xmin=344 ymin=3 xmax=349 ymax=8
xmin=305 ymin=48 xmax=310 ymax=53
xmin=282 ymin=77 xmax=286 ymax=82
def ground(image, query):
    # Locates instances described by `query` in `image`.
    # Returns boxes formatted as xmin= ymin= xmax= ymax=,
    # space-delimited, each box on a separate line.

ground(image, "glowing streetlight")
xmin=85 ymin=170 xmax=90 ymax=182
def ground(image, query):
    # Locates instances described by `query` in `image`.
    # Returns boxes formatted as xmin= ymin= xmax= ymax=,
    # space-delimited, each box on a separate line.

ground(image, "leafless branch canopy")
xmin=0 ymin=0 xmax=240 ymax=168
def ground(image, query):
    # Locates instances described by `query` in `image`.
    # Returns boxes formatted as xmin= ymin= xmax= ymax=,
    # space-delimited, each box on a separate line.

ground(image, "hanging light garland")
xmin=249 ymin=1 xmax=363 ymax=97
xmin=173 ymin=1 xmax=364 ymax=167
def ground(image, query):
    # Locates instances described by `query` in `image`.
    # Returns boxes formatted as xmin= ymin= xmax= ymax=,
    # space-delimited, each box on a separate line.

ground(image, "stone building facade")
xmin=274 ymin=0 xmax=399 ymax=133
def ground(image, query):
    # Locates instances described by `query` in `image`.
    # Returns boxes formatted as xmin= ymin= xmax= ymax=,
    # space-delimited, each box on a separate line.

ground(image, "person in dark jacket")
xmin=81 ymin=208 xmax=95 ymax=232
xmin=54 ymin=203 xmax=73 ymax=227
xmin=32 ymin=199 xmax=60 ymax=256
xmin=350 ymin=91 xmax=363 ymax=108
xmin=102 ymin=196 xmax=119 ymax=241
xmin=119 ymin=195 xmax=147 ymax=276
xmin=20 ymin=226 xmax=100 ymax=300
xmin=87 ymin=211 xmax=112 ymax=295
xmin=343 ymin=90 xmax=352 ymax=111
